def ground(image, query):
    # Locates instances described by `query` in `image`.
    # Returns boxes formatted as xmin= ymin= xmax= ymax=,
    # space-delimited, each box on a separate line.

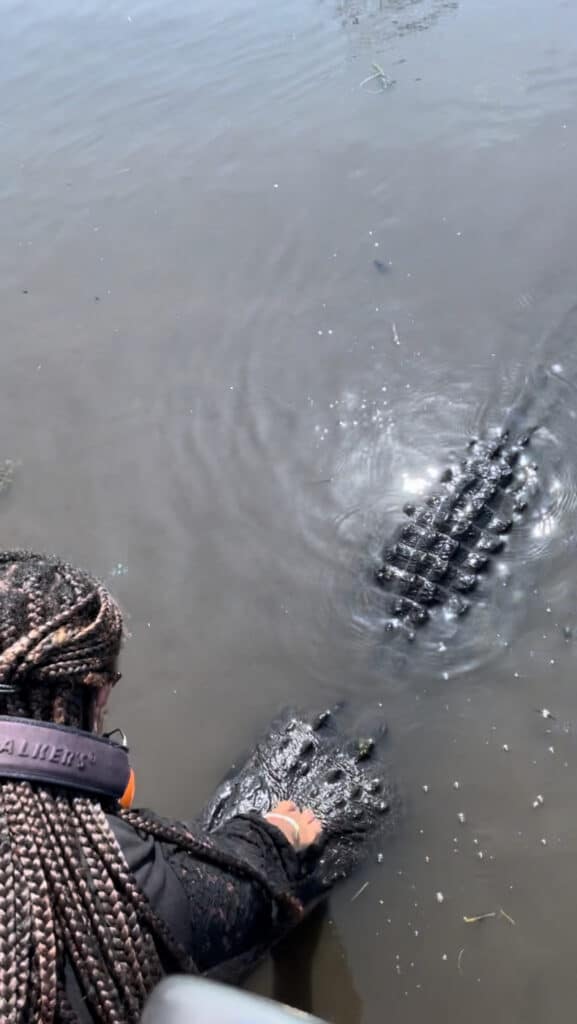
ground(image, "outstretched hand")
xmin=264 ymin=800 xmax=322 ymax=850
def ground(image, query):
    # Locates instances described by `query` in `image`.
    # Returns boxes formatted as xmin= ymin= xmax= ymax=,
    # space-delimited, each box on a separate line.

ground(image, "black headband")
xmin=0 ymin=717 xmax=130 ymax=800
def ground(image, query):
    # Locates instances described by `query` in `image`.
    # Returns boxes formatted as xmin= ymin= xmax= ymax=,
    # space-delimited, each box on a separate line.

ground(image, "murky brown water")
xmin=3 ymin=0 xmax=577 ymax=1020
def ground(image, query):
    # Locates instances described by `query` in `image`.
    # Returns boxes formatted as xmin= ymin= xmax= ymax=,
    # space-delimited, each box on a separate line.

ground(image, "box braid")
xmin=0 ymin=552 xmax=300 ymax=1024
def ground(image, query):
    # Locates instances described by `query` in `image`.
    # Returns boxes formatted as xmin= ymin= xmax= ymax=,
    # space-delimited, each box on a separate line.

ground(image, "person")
xmin=0 ymin=551 xmax=393 ymax=1024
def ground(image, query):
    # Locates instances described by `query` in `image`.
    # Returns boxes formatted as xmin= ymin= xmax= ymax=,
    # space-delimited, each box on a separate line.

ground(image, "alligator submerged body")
xmin=374 ymin=431 xmax=537 ymax=634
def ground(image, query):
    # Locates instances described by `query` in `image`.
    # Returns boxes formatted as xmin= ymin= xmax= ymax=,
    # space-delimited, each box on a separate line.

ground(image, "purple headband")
xmin=0 ymin=717 xmax=130 ymax=800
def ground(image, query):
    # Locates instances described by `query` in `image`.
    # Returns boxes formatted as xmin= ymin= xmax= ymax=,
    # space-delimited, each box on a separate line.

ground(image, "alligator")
xmin=372 ymin=300 xmax=577 ymax=635
xmin=373 ymin=430 xmax=535 ymax=634
xmin=201 ymin=306 xmax=577 ymax=946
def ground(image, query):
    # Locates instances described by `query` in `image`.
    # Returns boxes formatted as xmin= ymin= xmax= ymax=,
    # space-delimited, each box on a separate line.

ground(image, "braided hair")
xmin=0 ymin=552 xmax=298 ymax=1024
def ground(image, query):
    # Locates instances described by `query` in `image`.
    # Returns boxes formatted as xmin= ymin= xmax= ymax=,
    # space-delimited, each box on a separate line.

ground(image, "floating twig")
xmin=499 ymin=907 xmax=516 ymax=926
xmin=359 ymin=62 xmax=395 ymax=92
xmin=457 ymin=947 xmax=465 ymax=974
xmin=463 ymin=907 xmax=516 ymax=926
xmin=351 ymin=881 xmax=370 ymax=902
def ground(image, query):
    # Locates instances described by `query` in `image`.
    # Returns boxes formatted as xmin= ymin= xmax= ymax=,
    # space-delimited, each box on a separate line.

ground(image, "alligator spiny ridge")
xmin=374 ymin=432 xmax=536 ymax=635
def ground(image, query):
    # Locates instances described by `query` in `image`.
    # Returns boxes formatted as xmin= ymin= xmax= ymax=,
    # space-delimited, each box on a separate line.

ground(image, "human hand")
xmin=264 ymin=800 xmax=322 ymax=850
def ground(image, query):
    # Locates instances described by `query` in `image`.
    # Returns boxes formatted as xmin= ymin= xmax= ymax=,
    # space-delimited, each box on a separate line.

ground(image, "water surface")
xmin=3 ymin=0 xmax=577 ymax=1020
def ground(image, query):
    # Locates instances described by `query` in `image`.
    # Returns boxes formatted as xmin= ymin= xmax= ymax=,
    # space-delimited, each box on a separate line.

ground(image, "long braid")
xmin=54 ymin=920 xmax=79 ymax=1024
xmin=80 ymin=799 xmax=195 ymax=978
xmin=70 ymin=802 xmax=149 ymax=1006
xmin=33 ymin=789 xmax=128 ymax=1024
xmin=0 ymin=552 xmax=298 ymax=1023
xmin=42 ymin=789 xmax=141 ymax=1022
xmin=2 ymin=782 xmax=57 ymax=1021
xmin=0 ymin=792 xmax=26 ymax=1022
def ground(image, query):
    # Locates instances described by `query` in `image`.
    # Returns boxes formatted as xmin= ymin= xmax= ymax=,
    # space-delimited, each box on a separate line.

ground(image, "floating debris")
xmin=110 ymin=562 xmax=128 ymax=577
xmin=422 ymin=784 xmax=429 ymax=793
xmin=359 ymin=62 xmax=396 ymax=92
xmin=0 ymin=460 xmax=15 ymax=496
xmin=457 ymin=948 xmax=465 ymax=974
xmin=463 ymin=912 xmax=496 ymax=924
xmin=532 ymin=794 xmax=544 ymax=809
xmin=453 ymin=781 xmax=460 ymax=790
xmin=351 ymin=881 xmax=370 ymax=902
xmin=457 ymin=812 xmax=466 ymax=824
xmin=499 ymin=908 xmax=516 ymax=926
xmin=463 ymin=908 xmax=515 ymax=927
xmin=537 ymin=708 xmax=555 ymax=720
xmin=435 ymin=892 xmax=445 ymax=904
xmin=502 ymin=744 xmax=510 ymax=752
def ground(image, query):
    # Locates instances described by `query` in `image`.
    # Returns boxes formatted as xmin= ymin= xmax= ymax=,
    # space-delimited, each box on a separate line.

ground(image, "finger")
xmin=275 ymin=800 xmax=298 ymax=814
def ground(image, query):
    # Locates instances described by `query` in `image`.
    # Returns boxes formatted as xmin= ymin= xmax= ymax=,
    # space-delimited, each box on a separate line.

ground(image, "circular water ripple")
xmin=296 ymin=365 xmax=577 ymax=683
xmin=157 ymin=307 xmax=577 ymax=688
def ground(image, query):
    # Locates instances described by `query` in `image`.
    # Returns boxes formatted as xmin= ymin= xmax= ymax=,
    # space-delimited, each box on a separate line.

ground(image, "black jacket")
xmin=66 ymin=812 xmax=300 ymax=1021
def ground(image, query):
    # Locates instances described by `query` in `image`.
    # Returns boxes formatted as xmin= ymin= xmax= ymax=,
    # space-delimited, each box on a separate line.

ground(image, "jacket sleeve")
xmin=164 ymin=814 xmax=301 ymax=975
xmin=111 ymin=812 xmax=301 ymax=977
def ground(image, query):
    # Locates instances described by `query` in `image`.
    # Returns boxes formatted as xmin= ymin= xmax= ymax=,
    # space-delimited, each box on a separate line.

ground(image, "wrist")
xmin=264 ymin=812 xmax=300 ymax=847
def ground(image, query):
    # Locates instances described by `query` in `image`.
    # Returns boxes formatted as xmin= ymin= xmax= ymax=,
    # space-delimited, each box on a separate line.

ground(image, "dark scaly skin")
xmin=374 ymin=432 xmax=535 ymax=633
xmin=201 ymin=707 xmax=396 ymax=896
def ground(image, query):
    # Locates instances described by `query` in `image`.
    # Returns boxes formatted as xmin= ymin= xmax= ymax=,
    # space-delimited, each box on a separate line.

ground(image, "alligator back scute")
xmin=374 ymin=433 xmax=535 ymax=633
